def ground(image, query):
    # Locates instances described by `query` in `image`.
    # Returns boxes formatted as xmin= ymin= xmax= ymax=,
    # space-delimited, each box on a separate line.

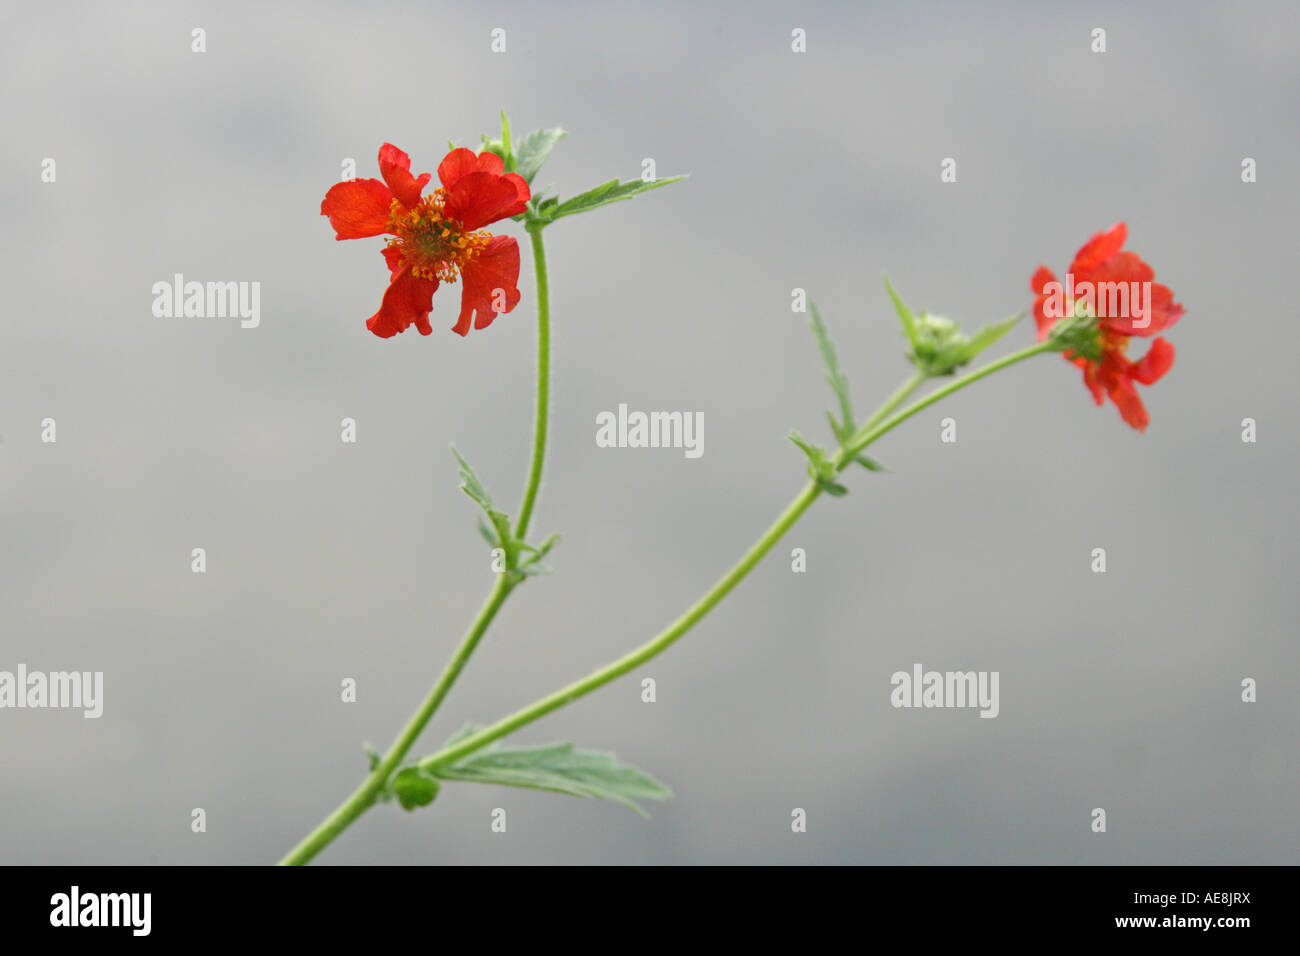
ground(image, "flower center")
xmin=386 ymin=188 xmax=491 ymax=283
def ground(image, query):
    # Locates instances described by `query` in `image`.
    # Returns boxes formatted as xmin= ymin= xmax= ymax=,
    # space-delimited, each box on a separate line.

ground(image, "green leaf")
xmin=788 ymin=430 xmax=828 ymax=468
xmin=513 ymin=127 xmax=566 ymax=184
xmin=508 ymin=533 xmax=560 ymax=583
xmin=364 ymin=744 xmax=382 ymax=772
xmin=884 ymin=277 xmax=921 ymax=351
xmin=853 ymin=453 xmax=887 ymax=472
xmin=515 ymin=562 xmax=554 ymax=578
xmin=431 ymin=739 xmax=671 ymax=816
xmin=545 ymin=175 xmax=685 ymax=223
xmin=450 ymin=445 xmax=494 ymax=510
xmin=961 ymin=313 xmax=1023 ymax=362
xmin=789 ymin=432 xmax=851 ymax=497
xmin=809 ymin=301 xmax=855 ymax=441
xmin=450 ymin=445 xmax=513 ymax=550
xmin=499 ymin=111 xmax=515 ymax=172
xmin=391 ymin=766 xmax=441 ymax=811
xmin=480 ymin=112 xmax=518 ymax=172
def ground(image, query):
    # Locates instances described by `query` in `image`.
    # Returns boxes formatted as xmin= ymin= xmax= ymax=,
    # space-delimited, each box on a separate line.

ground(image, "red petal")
xmin=1085 ymin=250 xmax=1153 ymax=288
xmin=1084 ymin=255 xmax=1185 ymax=336
xmin=1030 ymin=266 xmax=1059 ymax=339
xmin=444 ymin=171 xmax=530 ymax=231
xmin=381 ymin=244 xmax=405 ymax=278
xmin=378 ymin=143 xmax=431 ymax=210
xmin=1030 ymin=265 xmax=1057 ymax=295
xmin=453 ymin=236 xmax=521 ymax=336
xmin=1131 ymin=337 xmax=1175 ymax=385
xmin=1078 ymin=357 xmax=1106 ymax=405
xmin=1070 ymin=222 xmax=1127 ymax=276
xmin=1108 ymin=377 xmax=1150 ymax=432
xmin=438 ymin=148 xmax=485 ymax=189
xmin=365 ymin=266 xmax=439 ymax=338
xmin=1144 ymin=283 xmax=1186 ymax=335
xmin=504 ymin=171 xmax=530 ymax=207
xmin=321 ymin=178 xmax=394 ymax=239
xmin=1079 ymin=252 xmax=1153 ymax=332
xmin=475 ymin=152 xmax=505 ymax=176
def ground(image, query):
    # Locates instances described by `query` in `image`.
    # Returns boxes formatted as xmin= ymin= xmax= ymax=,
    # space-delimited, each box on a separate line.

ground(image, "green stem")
xmin=515 ymin=226 xmax=550 ymax=540
xmin=423 ymin=482 xmax=823 ymax=771
xmin=841 ymin=342 xmax=1051 ymax=465
xmin=420 ymin=344 xmax=1049 ymax=772
xmin=278 ymin=577 xmax=513 ymax=866
xmin=859 ymin=369 xmax=925 ymax=435
xmin=278 ymin=226 xmax=557 ymax=867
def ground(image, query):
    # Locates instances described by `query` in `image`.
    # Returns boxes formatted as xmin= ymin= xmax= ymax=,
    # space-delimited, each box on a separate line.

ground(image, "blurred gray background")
xmin=2 ymin=0 xmax=1296 ymax=865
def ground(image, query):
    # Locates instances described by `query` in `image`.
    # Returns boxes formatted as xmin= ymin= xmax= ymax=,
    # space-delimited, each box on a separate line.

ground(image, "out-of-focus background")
xmin=2 ymin=0 xmax=1296 ymax=864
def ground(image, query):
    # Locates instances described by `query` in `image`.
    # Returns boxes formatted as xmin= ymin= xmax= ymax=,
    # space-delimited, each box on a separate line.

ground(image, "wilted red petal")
xmin=1070 ymin=222 xmax=1127 ymax=275
xmin=378 ymin=143 xmax=431 ymax=210
xmin=321 ymin=178 xmax=394 ymax=239
xmin=444 ymin=171 xmax=530 ymax=231
xmin=365 ymin=266 xmax=439 ymax=338
xmin=1131 ymin=337 xmax=1175 ymax=385
xmin=453 ymin=236 xmax=521 ymax=336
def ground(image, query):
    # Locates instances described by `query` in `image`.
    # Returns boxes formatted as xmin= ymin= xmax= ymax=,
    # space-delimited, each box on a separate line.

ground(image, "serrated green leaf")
xmin=450 ymin=445 xmax=514 ymax=550
xmin=545 ymin=175 xmax=685 ymax=222
xmin=884 ymin=277 xmax=921 ymax=351
xmin=450 ymin=445 xmax=495 ymax=511
xmin=809 ymin=302 xmax=855 ymax=439
xmin=391 ymin=766 xmax=441 ymax=811
xmin=513 ymin=127 xmax=566 ymax=184
xmin=429 ymin=732 xmax=671 ymax=816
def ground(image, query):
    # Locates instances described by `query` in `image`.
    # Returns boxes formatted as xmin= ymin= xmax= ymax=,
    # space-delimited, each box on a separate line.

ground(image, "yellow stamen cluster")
xmin=386 ymin=188 xmax=491 ymax=283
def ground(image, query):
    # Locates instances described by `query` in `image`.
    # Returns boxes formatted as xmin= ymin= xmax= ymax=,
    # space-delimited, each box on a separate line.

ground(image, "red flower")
xmin=1030 ymin=223 xmax=1185 ymax=431
xmin=321 ymin=144 xmax=530 ymax=338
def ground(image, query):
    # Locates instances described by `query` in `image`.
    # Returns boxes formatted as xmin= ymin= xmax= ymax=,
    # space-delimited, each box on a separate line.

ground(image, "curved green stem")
xmin=841 ymin=342 xmax=1051 ymax=465
xmin=279 ymin=226 xmax=556 ymax=866
xmin=278 ymin=577 xmax=513 ymax=866
xmin=515 ymin=226 xmax=550 ymax=540
xmin=859 ymin=369 xmax=925 ymax=435
xmin=419 ymin=343 xmax=1049 ymax=772
xmin=423 ymin=482 xmax=823 ymax=771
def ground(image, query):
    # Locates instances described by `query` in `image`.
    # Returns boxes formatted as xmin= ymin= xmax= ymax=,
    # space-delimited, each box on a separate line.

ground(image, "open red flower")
xmin=1030 ymin=223 xmax=1185 ymax=431
xmin=321 ymin=144 xmax=530 ymax=338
